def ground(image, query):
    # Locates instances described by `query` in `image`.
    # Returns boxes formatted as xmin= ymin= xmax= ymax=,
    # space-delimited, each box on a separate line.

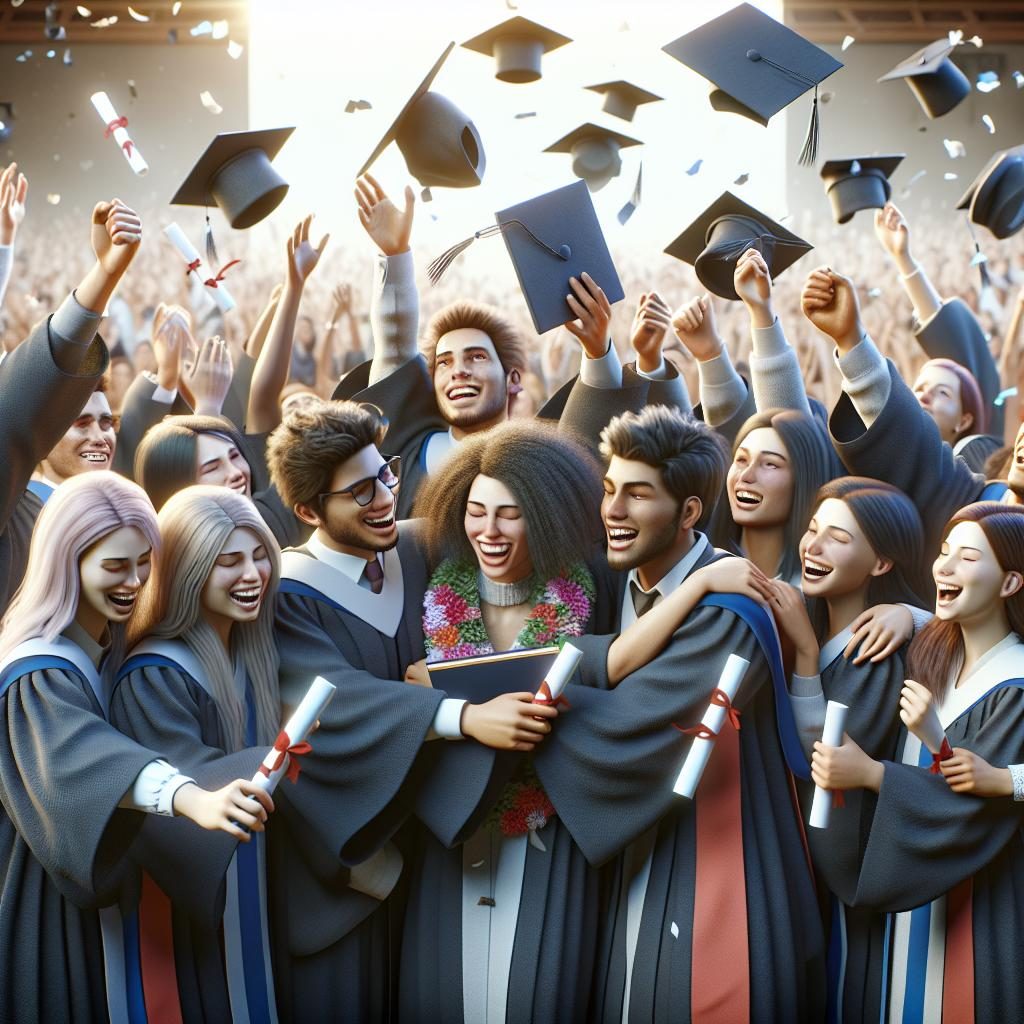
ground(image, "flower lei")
xmin=423 ymin=559 xmax=595 ymax=843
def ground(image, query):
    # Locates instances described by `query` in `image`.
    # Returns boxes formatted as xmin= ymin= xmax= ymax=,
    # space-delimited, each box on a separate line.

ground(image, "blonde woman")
xmin=0 ymin=472 xmax=269 ymax=1024
xmin=111 ymin=486 xmax=284 ymax=1023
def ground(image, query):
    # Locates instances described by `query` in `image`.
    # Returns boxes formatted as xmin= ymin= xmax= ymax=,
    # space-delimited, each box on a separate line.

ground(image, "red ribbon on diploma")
xmin=534 ymin=680 xmax=570 ymax=709
xmin=185 ymin=257 xmax=201 ymax=275
xmin=258 ymin=730 xmax=313 ymax=784
xmin=930 ymin=737 xmax=954 ymax=774
xmin=122 ymin=140 xmax=134 ymax=158
xmin=673 ymin=688 xmax=742 ymax=740
xmin=832 ymin=790 xmax=846 ymax=809
xmin=204 ymin=259 xmax=240 ymax=288
xmin=104 ymin=115 xmax=129 ymax=138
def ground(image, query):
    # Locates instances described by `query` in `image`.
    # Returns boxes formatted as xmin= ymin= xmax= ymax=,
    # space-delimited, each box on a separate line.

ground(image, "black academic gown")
xmin=0 ymin=314 xmax=108 ymax=616
xmin=532 ymin=546 xmax=826 ymax=1024
xmin=272 ymin=523 xmax=448 ymax=1022
xmin=0 ymin=641 xmax=156 ymax=1023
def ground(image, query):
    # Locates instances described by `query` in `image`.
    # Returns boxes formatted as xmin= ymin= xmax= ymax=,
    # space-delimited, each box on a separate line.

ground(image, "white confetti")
xmin=977 ymin=71 xmax=1000 ymax=93
xmin=226 ymin=39 xmax=243 ymax=59
xmin=46 ymin=49 xmax=56 ymax=58
xmin=1015 ymin=71 xmax=1024 ymax=88
xmin=171 ymin=0 xmax=181 ymax=13
xmin=190 ymin=19 xmax=212 ymax=36
xmin=943 ymin=138 xmax=966 ymax=159
xmin=46 ymin=193 xmax=60 ymax=204
xmin=76 ymin=4 xmax=91 ymax=14
xmin=63 ymin=47 xmax=72 ymax=65
xmin=15 ymin=51 xmax=31 ymax=62
xmin=944 ymin=172 xmax=959 ymax=181
xmin=199 ymin=90 xmax=222 ymax=115
xmin=127 ymin=6 xmax=149 ymax=21
xmin=91 ymin=15 xmax=117 ymax=27
xmin=670 ymin=922 xmax=679 ymax=938
xmin=969 ymin=35 xmax=983 ymax=47
xmin=983 ymin=114 xmax=995 ymax=133
xmin=471 ymin=860 xmax=485 ymax=868
xmin=211 ymin=18 xmax=228 ymax=39
xmin=948 ymin=29 xmax=964 ymax=47
xmin=868 ymin=287 xmax=882 ymax=298
xmin=841 ymin=35 xmax=855 ymax=51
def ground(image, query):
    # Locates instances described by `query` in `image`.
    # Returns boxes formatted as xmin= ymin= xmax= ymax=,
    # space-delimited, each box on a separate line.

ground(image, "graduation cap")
xmin=821 ymin=155 xmax=904 ymax=224
xmin=662 ymin=2 xmax=842 ymax=166
xmin=461 ymin=16 xmax=571 ymax=83
xmin=357 ymin=42 xmax=486 ymax=189
xmin=878 ymin=40 xmax=970 ymax=119
xmin=585 ymin=80 xmax=663 ymax=122
xmin=171 ymin=127 xmax=294 ymax=229
xmin=956 ymin=146 xmax=1024 ymax=240
xmin=543 ymin=122 xmax=642 ymax=192
xmin=664 ymin=191 xmax=813 ymax=301
xmin=426 ymin=179 xmax=624 ymax=335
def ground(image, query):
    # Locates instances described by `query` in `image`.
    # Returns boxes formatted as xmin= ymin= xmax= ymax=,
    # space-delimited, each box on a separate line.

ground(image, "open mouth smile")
xmin=229 ymin=586 xmax=262 ymax=609
xmin=802 ymin=557 xmax=833 ymax=581
xmin=606 ymin=526 xmax=638 ymax=550
xmin=734 ymin=489 xmax=763 ymax=508
xmin=936 ymin=582 xmax=963 ymax=606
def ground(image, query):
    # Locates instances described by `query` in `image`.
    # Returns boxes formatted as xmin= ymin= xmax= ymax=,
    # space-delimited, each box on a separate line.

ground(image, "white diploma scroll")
xmin=912 ymin=702 xmax=947 ymax=757
xmin=808 ymin=700 xmax=849 ymax=829
xmin=250 ymin=676 xmax=336 ymax=796
xmin=673 ymin=653 xmax=749 ymax=798
xmin=90 ymin=91 xmax=148 ymax=175
xmin=163 ymin=222 xmax=236 ymax=313
xmin=534 ymin=643 xmax=583 ymax=705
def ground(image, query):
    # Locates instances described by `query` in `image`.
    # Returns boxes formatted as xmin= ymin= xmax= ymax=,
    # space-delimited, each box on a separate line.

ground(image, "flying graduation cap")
xmin=957 ymin=146 xmax=1024 ymax=240
xmin=664 ymin=191 xmax=813 ymax=301
xmin=461 ymin=16 xmax=571 ymax=83
xmin=543 ymin=122 xmax=642 ymax=192
xmin=357 ymin=42 xmax=485 ymax=190
xmin=820 ymin=155 xmax=904 ymax=224
xmin=878 ymin=39 xmax=971 ymax=119
xmin=662 ymin=2 xmax=842 ymax=166
xmin=427 ymin=179 xmax=624 ymax=335
xmin=585 ymin=80 xmax=664 ymax=122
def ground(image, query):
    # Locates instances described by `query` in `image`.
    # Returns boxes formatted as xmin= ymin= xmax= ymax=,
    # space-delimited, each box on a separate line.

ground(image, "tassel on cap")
xmin=204 ymin=210 xmax=220 ymax=268
xmin=797 ymin=85 xmax=820 ymax=167
xmin=965 ymin=215 xmax=992 ymax=292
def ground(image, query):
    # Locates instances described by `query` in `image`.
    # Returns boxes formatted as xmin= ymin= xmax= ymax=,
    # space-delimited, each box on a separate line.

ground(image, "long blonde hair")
xmin=129 ymin=486 xmax=281 ymax=750
xmin=0 ymin=472 xmax=160 ymax=663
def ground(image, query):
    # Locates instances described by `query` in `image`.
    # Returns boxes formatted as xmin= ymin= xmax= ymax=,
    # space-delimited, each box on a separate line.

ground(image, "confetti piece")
xmin=841 ymin=35 xmax=855 ymax=51
xmin=211 ymin=19 xmax=228 ymax=39
xmin=944 ymin=172 xmax=958 ymax=181
xmin=91 ymin=15 xmax=117 ymax=27
xmin=906 ymin=169 xmax=927 ymax=187
xmin=46 ymin=49 xmax=56 ymax=59
xmin=76 ymin=4 xmax=91 ymax=14
xmin=867 ymin=287 xmax=882 ymax=298
xmin=505 ymin=0 xmax=518 ymax=8
xmin=172 ymin=0 xmax=181 ymax=13
xmin=983 ymin=114 xmax=995 ymax=133
xmin=670 ymin=922 xmax=679 ymax=938
xmin=344 ymin=99 xmax=372 ymax=113
xmin=948 ymin=29 xmax=963 ymax=47
xmin=15 ymin=51 xmax=31 ymax=62
xmin=514 ymin=111 xmax=536 ymax=119
xmin=994 ymin=386 xmax=1017 ymax=406
xmin=46 ymin=193 xmax=60 ymax=205
xmin=190 ymin=19 xmax=212 ymax=36
xmin=977 ymin=71 xmax=1000 ymax=93
xmin=471 ymin=860 xmax=485 ymax=868
xmin=226 ymin=39 xmax=243 ymax=59
xmin=969 ymin=35 xmax=983 ymax=47
xmin=127 ymin=6 xmax=150 ymax=21
xmin=167 ymin=28 xmax=177 ymax=43
xmin=128 ymin=79 xmax=138 ymax=100
xmin=685 ymin=159 xmax=702 ymax=176
xmin=1015 ymin=71 xmax=1024 ymax=88
xmin=199 ymin=90 xmax=222 ymax=115
xmin=943 ymin=138 xmax=966 ymax=159
xmin=63 ymin=47 xmax=72 ymax=65
xmin=734 ymin=172 xmax=749 ymax=185
xmin=819 ymin=91 xmax=835 ymax=104
xmin=421 ymin=187 xmax=432 ymax=203
xmin=850 ymin=159 xmax=862 ymax=175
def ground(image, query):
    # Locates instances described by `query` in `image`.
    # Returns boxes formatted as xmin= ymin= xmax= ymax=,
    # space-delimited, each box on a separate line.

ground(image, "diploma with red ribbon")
xmin=809 ymin=700 xmax=848 ymax=829
xmin=533 ymin=642 xmax=582 ymax=709
xmin=673 ymin=654 xmax=749 ymax=798
xmin=910 ymin=699 xmax=954 ymax=774
xmin=250 ymin=676 xmax=336 ymax=795
xmin=930 ymin=737 xmax=955 ymax=774
xmin=90 ymin=91 xmax=148 ymax=176
xmin=163 ymin=222 xmax=237 ymax=313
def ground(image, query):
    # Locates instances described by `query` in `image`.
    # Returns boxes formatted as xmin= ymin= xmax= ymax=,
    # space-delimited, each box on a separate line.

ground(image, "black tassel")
xmin=966 ymin=216 xmax=992 ymax=292
xmin=427 ymin=220 xmax=569 ymax=286
xmin=618 ymin=163 xmax=642 ymax=225
xmin=797 ymin=86 xmax=819 ymax=168
xmin=204 ymin=211 xmax=220 ymax=268
xmin=426 ymin=234 xmax=483 ymax=285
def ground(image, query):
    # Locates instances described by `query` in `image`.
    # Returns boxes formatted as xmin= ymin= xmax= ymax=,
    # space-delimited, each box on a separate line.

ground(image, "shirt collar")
xmin=62 ymin=619 xmax=111 ymax=670
xmin=306 ymin=530 xmax=378 ymax=584
xmin=625 ymin=531 xmax=710 ymax=607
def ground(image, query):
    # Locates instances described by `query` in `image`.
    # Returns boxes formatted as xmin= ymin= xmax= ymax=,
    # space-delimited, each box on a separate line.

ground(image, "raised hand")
xmin=91 ymin=198 xmax=141 ymax=278
xmin=172 ymin=779 xmax=274 ymax=842
xmin=734 ymin=248 xmax=775 ymax=327
xmin=460 ymin=692 xmax=559 ymax=752
xmin=185 ymin=335 xmax=233 ymax=416
xmin=331 ymin=283 xmax=353 ymax=317
xmin=671 ymin=293 xmax=723 ymax=362
xmin=286 ymin=214 xmax=329 ymax=289
xmin=152 ymin=302 xmax=192 ymax=392
xmin=899 ymin=678 xmax=941 ymax=743
xmin=355 ymin=173 xmax=415 ymax=257
xmin=564 ymin=272 xmax=613 ymax=359
xmin=629 ymin=291 xmax=673 ymax=373
xmin=0 ymin=162 xmax=27 ymax=246
xmin=873 ymin=202 xmax=914 ymax=269
xmin=800 ymin=267 xmax=864 ymax=352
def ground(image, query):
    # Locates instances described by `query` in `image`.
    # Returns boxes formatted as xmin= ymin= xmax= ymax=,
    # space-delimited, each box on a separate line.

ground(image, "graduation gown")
xmin=532 ymin=547 xmax=825 ymax=1024
xmin=272 ymin=524 xmax=448 ymax=1022
xmin=110 ymin=640 xmax=276 ymax=1023
xmin=848 ymin=634 xmax=1024 ymax=1024
xmin=0 ymin=631 xmax=157 ymax=1024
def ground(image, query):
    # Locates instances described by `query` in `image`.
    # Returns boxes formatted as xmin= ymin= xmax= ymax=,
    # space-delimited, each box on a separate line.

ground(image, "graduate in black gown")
xmin=111 ymin=486 xmax=286 ymax=1023
xmin=811 ymin=502 xmax=1024 ymax=1023
xmin=0 ymin=472 xmax=269 ymax=1024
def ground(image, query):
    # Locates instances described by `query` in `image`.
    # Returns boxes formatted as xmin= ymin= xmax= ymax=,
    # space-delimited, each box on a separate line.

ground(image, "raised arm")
xmin=246 ymin=215 xmax=329 ymax=433
xmin=243 ymin=282 xmax=283 ymax=360
xmin=0 ymin=162 xmax=27 ymax=312
xmin=873 ymin=202 xmax=941 ymax=324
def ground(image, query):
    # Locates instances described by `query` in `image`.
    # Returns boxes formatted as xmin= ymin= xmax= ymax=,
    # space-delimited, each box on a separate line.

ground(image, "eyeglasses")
xmin=319 ymin=456 xmax=402 ymax=509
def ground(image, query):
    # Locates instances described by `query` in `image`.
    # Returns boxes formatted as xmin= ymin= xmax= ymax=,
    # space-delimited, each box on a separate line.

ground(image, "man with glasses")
xmin=264 ymin=399 xmax=559 ymax=1019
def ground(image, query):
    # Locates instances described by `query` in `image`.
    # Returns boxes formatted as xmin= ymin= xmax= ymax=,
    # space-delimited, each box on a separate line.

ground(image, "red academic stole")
xmin=138 ymin=871 xmax=186 ymax=1024
xmin=942 ymin=878 xmax=975 ymax=1023
xmin=690 ymin=715 xmax=750 ymax=1023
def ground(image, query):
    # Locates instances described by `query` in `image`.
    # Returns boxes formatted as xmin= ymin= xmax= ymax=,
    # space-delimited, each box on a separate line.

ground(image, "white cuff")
xmin=120 ymin=759 xmax=195 ymax=816
xmin=899 ymin=263 xmax=923 ymax=282
xmin=427 ymin=698 xmax=468 ymax=741
xmin=151 ymin=385 xmax=177 ymax=405
xmin=578 ymin=339 xmax=623 ymax=389
xmin=750 ymin=316 xmax=789 ymax=357
xmin=636 ymin=355 xmax=668 ymax=380
xmin=1010 ymin=764 xmax=1024 ymax=801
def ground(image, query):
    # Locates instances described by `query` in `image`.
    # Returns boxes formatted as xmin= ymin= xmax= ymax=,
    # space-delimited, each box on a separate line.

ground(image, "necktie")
xmin=629 ymin=580 xmax=658 ymax=618
xmin=364 ymin=557 xmax=384 ymax=595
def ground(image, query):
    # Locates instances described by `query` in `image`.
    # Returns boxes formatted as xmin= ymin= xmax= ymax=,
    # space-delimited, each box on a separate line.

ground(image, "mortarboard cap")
xmin=821 ymin=155 xmax=904 ymax=224
xmin=357 ymin=42 xmax=485 ymax=189
xmin=426 ymin=179 xmax=624 ymax=335
xmin=585 ymin=80 xmax=664 ymax=122
xmin=171 ymin=127 xmax=293 ymax=229
xmin=662 ymin=3 xmax=842 ymax=165
xmin=461 ymin=16 xmax=571 ymax=84
xmin=664 ymin=191 xmax=813 ymax=301
xmin=878 ymin=40 xmax=970 ymax=119
xmin=543 ymin=122 xmax=642 ymax=192
xmin=957 ymin=146 xmax=1024 ymax=240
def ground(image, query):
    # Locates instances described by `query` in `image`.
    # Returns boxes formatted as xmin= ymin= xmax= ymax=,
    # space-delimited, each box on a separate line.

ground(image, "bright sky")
xmin=249 ymin=0 xmax=786 ymax=261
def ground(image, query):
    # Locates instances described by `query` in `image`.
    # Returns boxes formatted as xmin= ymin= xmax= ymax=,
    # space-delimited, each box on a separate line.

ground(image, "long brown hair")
xmin=907 ymin=502 xmax=1024 ymax=699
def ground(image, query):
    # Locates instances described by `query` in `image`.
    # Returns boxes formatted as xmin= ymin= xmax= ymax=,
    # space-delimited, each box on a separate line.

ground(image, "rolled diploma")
xmin=673 ymin=653 xmax=749 ymax=798
xmin=250 ymin=676 xmax=336 ymax=796
xmin=163 ymin=222 xmax=236 ymax=313
xmin=808 ymin=700 xmax=849 ymax=829
xmin=912 ymin=702 xmax=947 ymax=757
xmin=90 ymin=91 xmax=148 ymax=175
xmin=534 ymin=643 xmax=583 ymax=703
